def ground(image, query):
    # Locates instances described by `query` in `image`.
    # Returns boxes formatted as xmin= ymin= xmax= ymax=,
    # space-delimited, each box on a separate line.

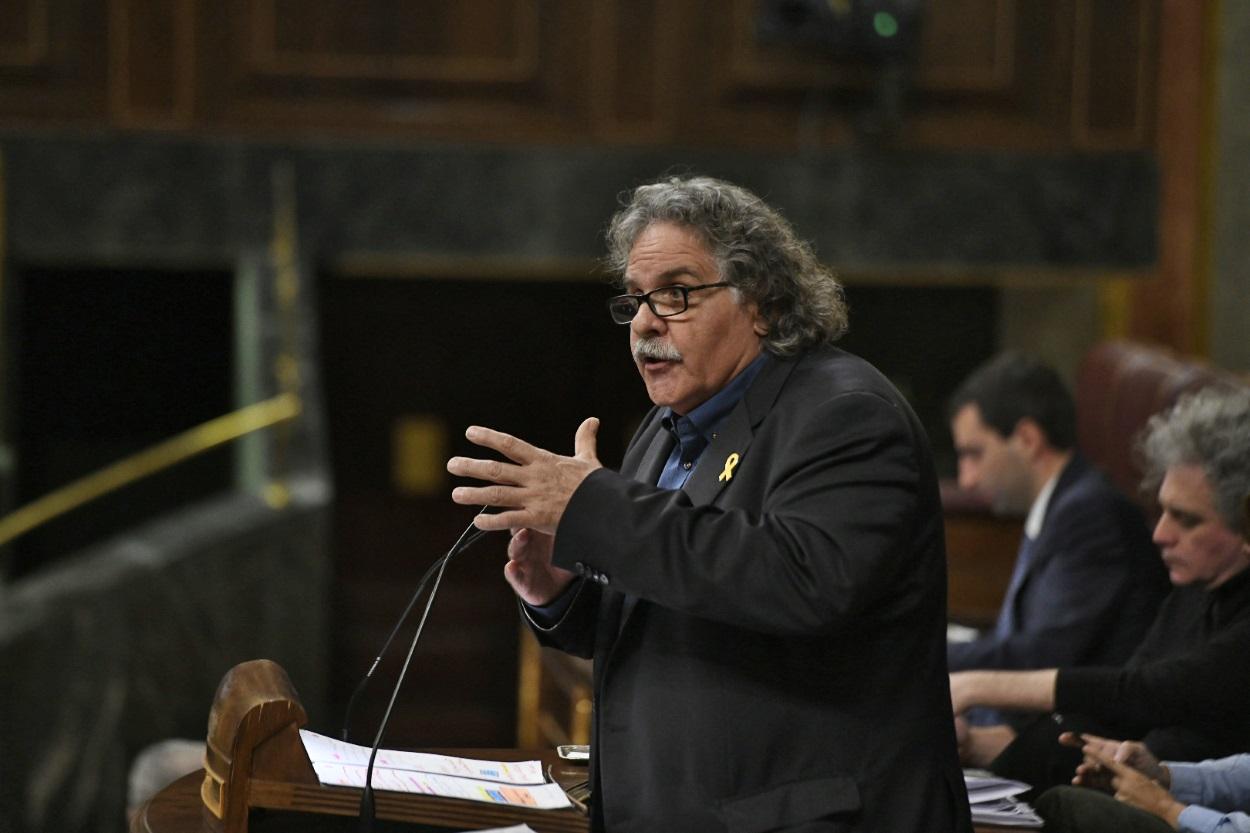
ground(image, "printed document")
xmin=299 ymin=730 xmax=572 ymax=810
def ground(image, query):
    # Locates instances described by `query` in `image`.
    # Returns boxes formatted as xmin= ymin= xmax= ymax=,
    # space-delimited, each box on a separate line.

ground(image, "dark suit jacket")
xmin=530 ymin=347 xmax=972 ymax=833
xmin=947 ymin=454 xmax=1168 ymax=672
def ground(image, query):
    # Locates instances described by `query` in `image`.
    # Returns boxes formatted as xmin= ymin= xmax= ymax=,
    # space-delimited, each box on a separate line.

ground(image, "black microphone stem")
xmin=351 ymin=508 xmax=495 ymax=832
xmin=358 ymin=542 xmax=454 ymax=831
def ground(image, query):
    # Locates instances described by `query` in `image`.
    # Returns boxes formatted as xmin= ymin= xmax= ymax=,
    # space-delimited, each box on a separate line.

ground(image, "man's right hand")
xmin=505 ymin=527 xmax=576 ymax=606
xmin=1061 ymin=732 xmax=1168 ymax=791
xmin=1077 ymin=745 xmax=1184 ymax=828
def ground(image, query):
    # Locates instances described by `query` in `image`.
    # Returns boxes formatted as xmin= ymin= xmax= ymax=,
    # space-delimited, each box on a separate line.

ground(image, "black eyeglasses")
xmin=607 ymin=282 xmax=731 ymax=324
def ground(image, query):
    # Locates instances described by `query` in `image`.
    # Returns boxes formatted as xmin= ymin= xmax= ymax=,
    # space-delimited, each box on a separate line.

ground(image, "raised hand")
xmin=448 ymin=418 xmax=602 ymax=534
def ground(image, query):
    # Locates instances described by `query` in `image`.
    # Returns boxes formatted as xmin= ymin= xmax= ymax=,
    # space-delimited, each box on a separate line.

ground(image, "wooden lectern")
xmin=135 ymin=658 xmax=1017 ymax=833
xmin=167 ymin=658 xmax=589 ymax=833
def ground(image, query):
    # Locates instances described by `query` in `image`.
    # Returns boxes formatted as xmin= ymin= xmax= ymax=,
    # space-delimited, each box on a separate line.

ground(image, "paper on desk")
xmin=963 ymin=770 xmax=1042 ymax=828
xmin=947 ymin=622 xmax=981 ymax=643
xmin=968 ymin=798 xmax=1043 ymax=828
xmin=299 ymin=730 xmax=571 ymax=810
xmin=963 ymin=770 xmax=1031 ymax=803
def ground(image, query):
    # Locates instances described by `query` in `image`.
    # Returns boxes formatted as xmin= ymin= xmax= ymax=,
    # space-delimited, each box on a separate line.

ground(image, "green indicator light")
xmin=873 ymin=11 xmax=899 ymax=38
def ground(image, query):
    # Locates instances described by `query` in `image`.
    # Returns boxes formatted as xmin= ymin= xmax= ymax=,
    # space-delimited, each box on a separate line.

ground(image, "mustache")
xmin=633 ymin=338 xmax=683 ymax=362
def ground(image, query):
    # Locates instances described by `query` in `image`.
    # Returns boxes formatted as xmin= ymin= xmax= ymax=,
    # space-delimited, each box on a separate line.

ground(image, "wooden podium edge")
xmin=249 ymin=779 xmax=588 ymax=833
xmin=200 ymin=658 xmax=588 ymax=833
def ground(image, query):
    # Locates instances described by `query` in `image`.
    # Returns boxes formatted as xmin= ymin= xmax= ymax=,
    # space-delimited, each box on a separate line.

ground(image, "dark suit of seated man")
xmin=946 ymin=354 xmax=1168 ymax=688
xmin=447 ymin=176 xmax=971 ymax=833
xmin=948 ymin=387 xmax=1250 ymax=794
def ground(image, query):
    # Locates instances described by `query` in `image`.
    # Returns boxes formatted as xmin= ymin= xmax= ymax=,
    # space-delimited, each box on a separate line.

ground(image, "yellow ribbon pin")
xmin=718 ymin=452 xmax=741 ymax=482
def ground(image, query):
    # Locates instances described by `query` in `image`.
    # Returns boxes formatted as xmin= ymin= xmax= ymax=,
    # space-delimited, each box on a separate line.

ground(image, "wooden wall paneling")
xmin=196 ymin=0 xmax=596 ymax=142
xmin=249 ymin=0 xmax=539 ymax=83
xmin=681 ymin=0 xmax=1092 ymax=150
xmin=1125 ymin=0 xmax=1208 ymax=353
xmin=0 ymin=0 xmax=49 ymax=66
xmin=0 ymin=0 xmax=108 ymax=125
xmin=588 ymin=0 xmax=677 ymax=143
xmin=905 ymin=0 xmax=1074 ymax=148
xmin=914 ymin=0 xmax=1016 ymax=93
xmin=1071 ymin=0 xmax=1156 ymax=148
xmin=108 ymin=0 xmax=196 ymax=128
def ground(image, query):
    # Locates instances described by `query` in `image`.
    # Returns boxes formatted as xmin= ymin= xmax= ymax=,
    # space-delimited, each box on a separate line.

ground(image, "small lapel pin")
xmin=718 ymin=452 xmax=741 ymax=482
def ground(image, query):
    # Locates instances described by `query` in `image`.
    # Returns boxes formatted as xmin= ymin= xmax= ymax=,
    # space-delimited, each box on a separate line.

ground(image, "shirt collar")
xmin=1024 ymin=464 xmax=1064 ymax=540
xmin=662 ymin=352 xmax=770 ymax=441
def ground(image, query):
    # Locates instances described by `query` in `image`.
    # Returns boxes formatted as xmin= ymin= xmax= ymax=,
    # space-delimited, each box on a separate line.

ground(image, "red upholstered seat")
xmin=1075 ymin=341 xmax=1244 ymax=516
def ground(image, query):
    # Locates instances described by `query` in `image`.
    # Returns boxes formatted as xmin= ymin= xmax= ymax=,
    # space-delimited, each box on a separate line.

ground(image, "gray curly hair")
xmin=604 ymin=176 xmax=848 ymax=355
xmin=1139 ymin=386 xmax=1250 ymax=534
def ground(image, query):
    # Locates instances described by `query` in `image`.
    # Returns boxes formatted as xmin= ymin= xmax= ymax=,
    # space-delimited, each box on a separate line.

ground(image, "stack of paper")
xmin=299 ymin=730 xmax=572 ymax=810
xmin=964 ymin=770 xmax=1043 ymax=828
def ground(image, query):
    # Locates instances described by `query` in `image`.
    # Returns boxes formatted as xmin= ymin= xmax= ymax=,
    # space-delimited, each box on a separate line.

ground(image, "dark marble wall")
xmin=0 ymin=482 xmax=329 ymax=833
xmin=1 ymin=133 xmax=1155 ymax=270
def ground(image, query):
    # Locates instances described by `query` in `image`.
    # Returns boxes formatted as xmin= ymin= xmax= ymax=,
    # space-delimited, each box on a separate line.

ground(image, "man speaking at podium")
xmin=448 ymin=176 xmax=970 ymax=833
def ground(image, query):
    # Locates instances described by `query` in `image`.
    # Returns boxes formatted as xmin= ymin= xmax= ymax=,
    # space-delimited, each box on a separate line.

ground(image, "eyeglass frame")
xmin=606 ymin=281 xmax=732 ymax=324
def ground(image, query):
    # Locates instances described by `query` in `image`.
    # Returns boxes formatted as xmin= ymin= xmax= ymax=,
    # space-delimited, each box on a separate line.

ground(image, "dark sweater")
xmin=1056 ymin=567 xmax=1250 ymax=758
xmin=990 ymin=568 xmax=1250 ymax=791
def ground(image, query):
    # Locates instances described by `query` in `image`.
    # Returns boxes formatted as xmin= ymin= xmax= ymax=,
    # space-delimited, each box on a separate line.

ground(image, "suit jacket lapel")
xmin=632 ymin=419 xmax=674 ymax=487
xmin=615 ymin=354 xmax=799 ymax=635
xmin=683 ymin=406 xmax=754 ymax=505
xmin=683 ymin=353 xmax=798 ymax=506
xmin=1027 ymin=454 xmax=1085 ymax=574
xmin=610 ymin=413 xmax=673 ymax=637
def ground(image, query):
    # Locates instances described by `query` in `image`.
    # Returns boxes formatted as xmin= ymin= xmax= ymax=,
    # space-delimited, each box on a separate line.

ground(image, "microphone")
xmin=340 ymin=512 xmax=492 ymax=743
xmin=343 ymin=509 xmax=498 ymax=832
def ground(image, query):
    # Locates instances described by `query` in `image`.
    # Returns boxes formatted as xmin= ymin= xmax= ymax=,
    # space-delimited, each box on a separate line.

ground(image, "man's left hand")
xmin=1083 ymin=748 xmax=1185 ymax=828
xmin=448 ymin=417 xmax=602 ymax=534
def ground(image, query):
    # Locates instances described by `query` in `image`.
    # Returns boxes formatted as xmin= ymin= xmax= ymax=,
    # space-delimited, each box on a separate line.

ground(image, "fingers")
xmin=1058 ymin=731 xmax=1085 ymax=748
xmin=447 ymin=454 xmax=522 ymax=486
xmin=508 ymin=527 xmax=540 ymax=559
xmin=509 ymin=527 xmax=553 ymax=556
xmin=451 ymin=483 xmax=519 ymax=509
xmin=465 ymin=425 xmax=538 ymax=463
xmin=574 ymin=417 xmax=600 ymax=461
xmin=1075 ymin=733 xmax=1120 ymax=762
xmin=1085 ymin=747 xmax=1131 ymax=776
xmin=471 ymin=507 xmax=527 ymax=531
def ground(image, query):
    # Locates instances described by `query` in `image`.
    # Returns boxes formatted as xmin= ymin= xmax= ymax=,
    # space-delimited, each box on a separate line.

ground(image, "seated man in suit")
xmin=947 ymin=353 xmax=1168 ymax=685
xmin=948 ymin=386 xmax=1250 ymax=793
xmin=447 ymin=175 xmax=971 ymax=833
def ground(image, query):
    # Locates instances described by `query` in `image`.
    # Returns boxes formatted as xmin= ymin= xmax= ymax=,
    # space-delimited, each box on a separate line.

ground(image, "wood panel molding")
xmin=246 ymin=0 xmax=541 ymax=84
xmin=0 ymin=0 xmax=49 ymax=67
xmin=108 ymin=0 xmax=197 ymax=128
xmin=190 ymin=0 xmax=595 ymax=139
xmin=915 ymin=0 xmax=1016 ymax=92
xmin=1071 ymin=0 xmax=1155 ymax=148
xmin=0 ymin=0 xmax=107 ymax=123
xmin=588 ymin=0 xmax=680 ymax=142
xmin=685 ymin=0 xmax=1078 ymax=149
xmin=726 ymin=0 xmax=1020 ymax=95
xmin=0 ymin=0 xmax=1166 ymax=151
